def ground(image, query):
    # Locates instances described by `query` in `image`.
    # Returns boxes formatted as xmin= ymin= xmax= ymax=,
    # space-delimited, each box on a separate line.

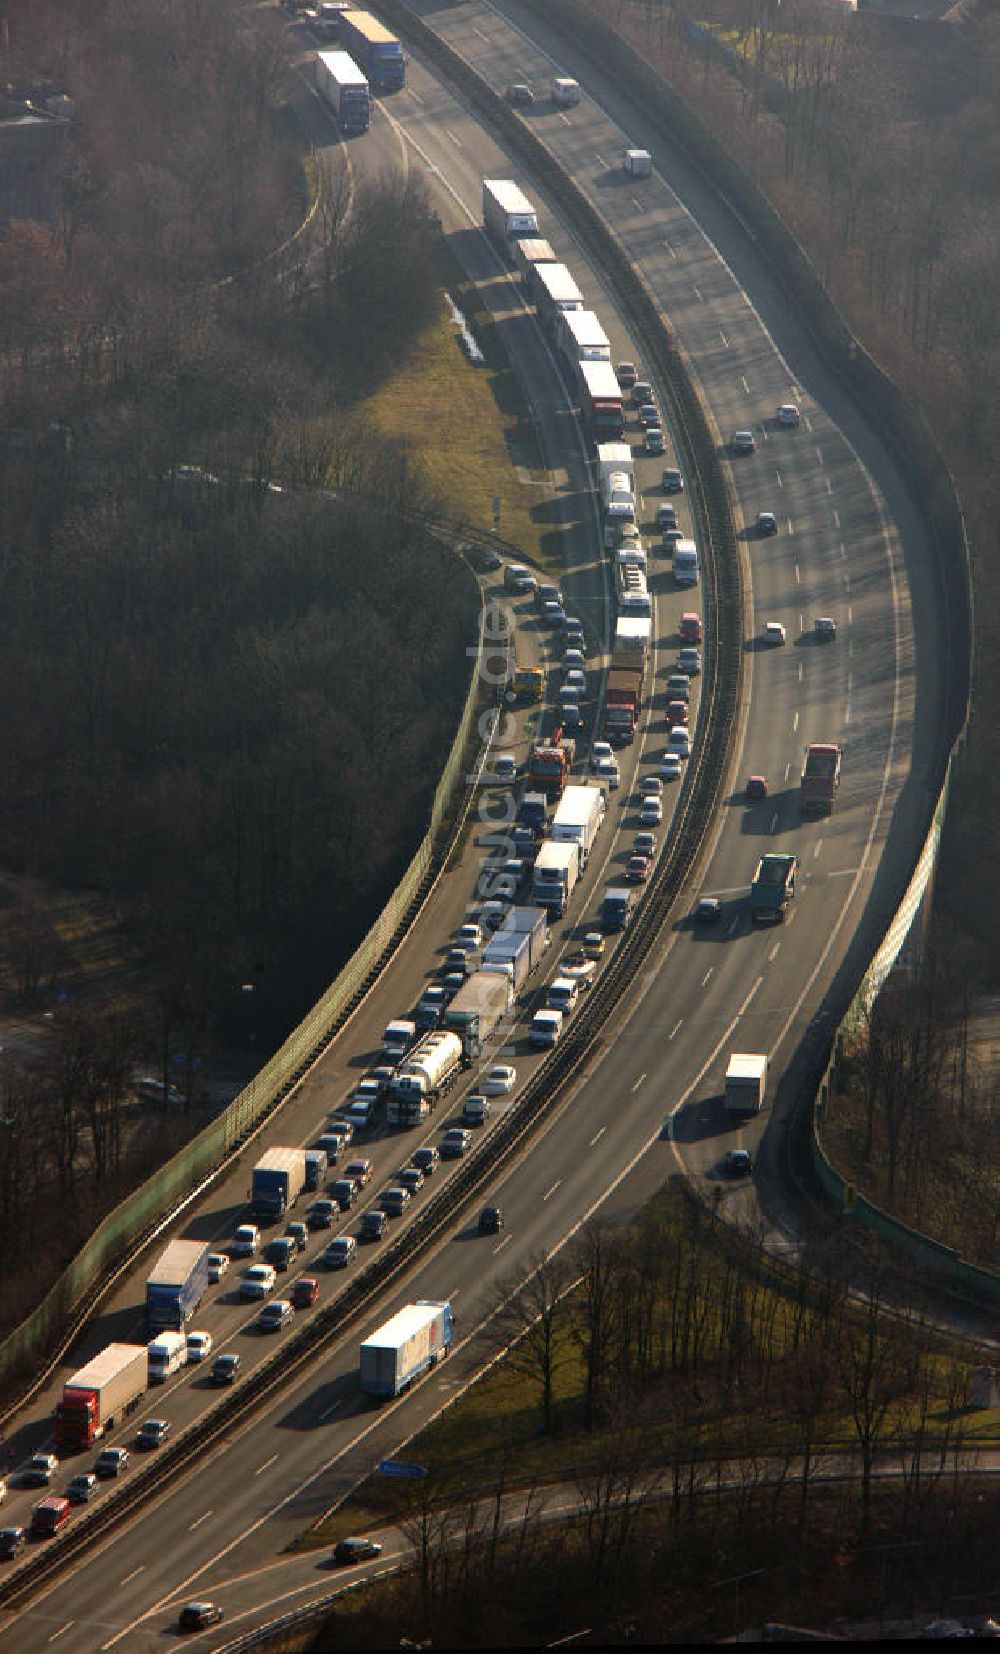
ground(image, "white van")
xmin=530 ymin=1007 xmax=564 ymax=1049
xmin=382 ymin=1019 xmax=416 ymax=1059
xmin=546 ymin=977 xmax=580 ymax=1017
xmin=147 ymin=1331 xmax=188 ymax=1384
xmin=551 ymin=77 xmax=581 ymax=107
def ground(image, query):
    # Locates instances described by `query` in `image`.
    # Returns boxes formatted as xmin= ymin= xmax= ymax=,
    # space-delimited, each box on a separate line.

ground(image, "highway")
xmin=0 ymin=0 xmax=939 ymax=1645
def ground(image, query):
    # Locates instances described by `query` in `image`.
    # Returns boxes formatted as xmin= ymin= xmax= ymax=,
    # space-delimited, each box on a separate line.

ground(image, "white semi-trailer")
xmin=314 ymin=50 xmax=370 ymax=132
xmin=557 ymin=307 xmax=612 ymax=365
xmin=550 ymin=785 xmax=605 ymax=872
xmin=482 ymin=179 xmax=540 ymax=253
xmin=360 ymin=1300 xmax=454 ymax=1399
xmin=531 ymin=839 xmax=580 ymax=917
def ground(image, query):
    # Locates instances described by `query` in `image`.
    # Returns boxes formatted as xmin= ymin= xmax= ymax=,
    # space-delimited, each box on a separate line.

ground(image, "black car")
xmin=264 ymin=1236 xmax=296 ymax=1271
xmin=333 ymin=1537 xmax=383 ymax=1566
xmin=412 ymin=1146 xmax=440 ymax=1175
xmin=505 ymin=82 xmax=535 ymax=107
xmin=478 ymin=1205 xmax=504 ymax=1235
xmin=178 ymin=1602 xmax=224 ymax=1632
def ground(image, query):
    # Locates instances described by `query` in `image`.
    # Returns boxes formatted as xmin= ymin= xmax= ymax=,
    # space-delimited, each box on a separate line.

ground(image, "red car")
xmin=745 ymin=775 xmax=768 ymax=800
xmin=680 ymin=612 xmax=703 ymax=644
xmin=666 ymin=699 xmax=689 ymax=727
xmin=626 ymin=855 xmax=651 ymax=882
xmin=291 ymin=1276 xmax=319 ymax=1309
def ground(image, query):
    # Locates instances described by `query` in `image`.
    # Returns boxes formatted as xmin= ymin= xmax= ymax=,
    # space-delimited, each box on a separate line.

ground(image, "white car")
xmin=639 ymin=775 xmax=663 ymax=797
xmin=231 ymin=1224 xmax=260 ymax=1258
xmin=455 ymin=922 xmax=483 ymax=951
xmin=563 ymin=668 xmax=587 ymax=694
xmin=594 ymin=756 xmax=620 ymax=790
xmin=640 ymin=797 xmax=663 ymax=826
xmin=206 ymin=1253 xmax=229 ymax=1284
xmin=240 ymin=1263 xmax=277 ymax=1300
xmin=483 ymin=1064 xmax=517 ymax=1096
xmin=659 ymin=753 xmax=682 ymax=781
xmin=776 ymin=403 xmax=801 ymax=427
xmin=667 ymin=727 xmax=691 ymax=759
xmin=591 ymin=741 xmax=613 ymax=767
xmin=186 ymin=1330 xmax=213 ymax=1363
xmin=762 ymin=621 xmax=787 ymax=646
xmin=559 ymin=952 xmax=597 ymax=987
xmin=563 ymin=649 xmax=586 ymax=672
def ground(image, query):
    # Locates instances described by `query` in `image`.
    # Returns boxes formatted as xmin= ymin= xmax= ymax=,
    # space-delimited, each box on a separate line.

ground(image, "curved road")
xmin=0 ymin=1 xmax=938 ymax=1644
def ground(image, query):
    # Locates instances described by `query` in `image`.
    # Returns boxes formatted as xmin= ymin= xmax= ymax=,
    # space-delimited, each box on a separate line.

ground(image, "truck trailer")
xmin=800 ymin=744 xmax=842 ymax=816
xmin=388 ymin=1031 xmax=464 ymax=1126
xmin=531 ymin=839 xmax=580 ymax=917
xmin=54 ymin=1343 xmax=147 ymax=1453
xmin=550 ymin=784 xmax=605 ymax=871
xmin=360 ymin=1300 xmax=453 ymax=1399
xmin=481 ymin=904 xmax=548 ymax=987
xmin=724 ymin=1053 xmax=768 ymax=1116
xmin=557 ymin=307 xmax=611 ymax=366
xmin=314 ymin=50 xmax=371 ymax=132
xmin=251 ymin=1148 xmax=308 ymax=1222
xmin=750 ymin=853 xmax=798 ymax=923
xmin=514 ymin=236 xmax=556 ymax=291
xmin=482 ymin=179 xmax=540 ymax=252
xmin=145 ymin=1238 xmax=211 ymax=1333
xmin=337 ymin=8 xmax=405 ymax=92
xmin=533 ymin=260 xmax=584 ymax=326
xmin=443 ymin=969 xmax=513 ymax=1056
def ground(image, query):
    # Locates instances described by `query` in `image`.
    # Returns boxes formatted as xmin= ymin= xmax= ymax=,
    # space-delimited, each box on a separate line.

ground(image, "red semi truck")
xmin=604 ymin=649 xmax=646 ymax=741
xmin=800 ymin=743 xmax=841 ymax=816
xmin=54 ymin=1342 xmax=148 ymax=1453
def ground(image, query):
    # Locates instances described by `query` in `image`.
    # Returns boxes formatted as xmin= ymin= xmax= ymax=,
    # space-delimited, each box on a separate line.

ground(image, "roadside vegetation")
xmin=301 ymin=1186 xmax=999 ymax=1645
xmin=0 ymin=0 xmax=547 ymax=1344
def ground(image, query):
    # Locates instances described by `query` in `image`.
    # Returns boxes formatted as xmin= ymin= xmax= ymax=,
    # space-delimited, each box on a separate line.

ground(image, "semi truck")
xmin=360 ymin=1299 xmax=454 ymax=1399
xmin=481 ymin=904 xmax=548 ymax=987
xmin=800 ymin=744 xmax=842 ymax=816
xmin=251 ymin=1148 xmax=308 ymax=1222
xmin=482 ymin=179 xmax=540 ymax=253
xmin=750 ymin=853 xmax=798 ymax=923
xmin=576 ymin=358 xmax=625 ymax=438
xmin=672 ymin=539 xmax=699 ymax=586
xmin=533 ymin=261 xmax=585 ymax=327
xmin=724 ymin=1053 xmax=768 ymax=1116
xmin=531 ymin=839 xmax=580 ymax=916
xmin=604 ymin=650 xmax=646 ymax=741
xmin=145 ymin=1239 xmax=211 ymax=1333
xmin=314 ymin=50 xmax=371 ymax=132
xmin=443 ymin=970 xmax=513 ymax=1057
xmin=388 ymin=1031 xmax=463 ymax=1126
xmin=337 ymin=8 xmax=405 ymax=91
xmin=53 ymin=1343 xmax=147 ymax=1453
xmin=597 ymin=442 xmax=637 ymax=545
xmin=551 ymin=784 xmax=605 ymax=871
xmin=557 ymin=307 xmax=611 ymax=366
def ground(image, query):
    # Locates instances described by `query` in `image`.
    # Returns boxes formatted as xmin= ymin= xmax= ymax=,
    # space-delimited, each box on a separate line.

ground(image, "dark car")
xmin=478 ymin=1205 xmax=504 ymax=1235
xmin=506 ymin=82 xmax=534 ymax=106
xmin=412 ymin=1146 xmax=440 ymax=1176
xmin=333 ymin=1537 xmax=383 ymax=1566
xmin=0 ymin=1526 xmax=26 ymax=1559
xmin=693 ymin=897 xmax=722 ymax=925
xmin=756 ymin=511 xmax=778 ymax=536
xmin=360 ymin=1209 xmax=386 ymax=1241
xmin=724 ymin=1149 xmax=753 ymax=1177
xmin=331 ymin=1177 xmax=357 ymax=1211
xmin=178 ymin=1602 xmax=224 ymax=1632
xmin=745 ymin=775 xmax=768 ymax=801
xmin=135 ymin=1418 xmax=170 ymax=1450
xmin=264 ymin=1236 xmax=296 ymax=1271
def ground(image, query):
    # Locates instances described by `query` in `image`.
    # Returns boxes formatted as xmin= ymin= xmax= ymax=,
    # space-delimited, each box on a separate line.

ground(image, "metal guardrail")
xmin=0 ymin=7 xmax=743 ymax=1617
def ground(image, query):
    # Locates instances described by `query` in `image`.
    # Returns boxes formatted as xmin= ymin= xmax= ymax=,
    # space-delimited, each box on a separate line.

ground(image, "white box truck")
xmin=724 ymin=1054 xmax=767 ymax=1116
xmin=483 ymin=180 xmax=540 ymax=252
xmin=531 ymin=839 xmax=580 ymax=917
xmin=550 ymin=784 xmax=605 ymax=871
xmin=623 ymin=148 xmax=653 ymax=178
xmin=557 ymin=307 xmax=611 ymax=366
xmin=360 ymin=1300 xmax=453 ymax=1399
